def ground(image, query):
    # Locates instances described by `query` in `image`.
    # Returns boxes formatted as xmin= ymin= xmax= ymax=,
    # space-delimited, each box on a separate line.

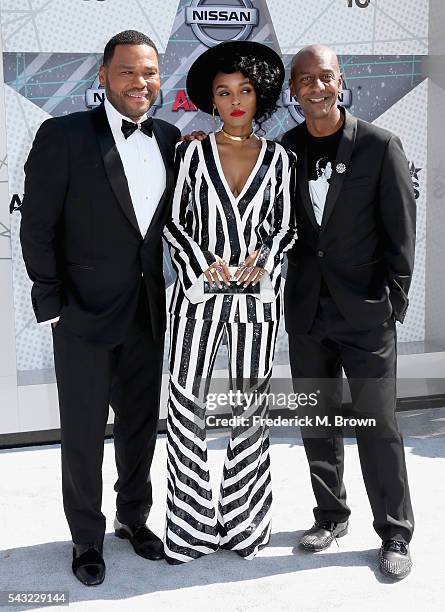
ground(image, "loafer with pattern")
xmin=114 ymin=515 xmax=164 ymax=560
xmin=379 ymin=539 xmax=412 ymax=580
xmin=299 ymin=520 xmax=349 ymax=551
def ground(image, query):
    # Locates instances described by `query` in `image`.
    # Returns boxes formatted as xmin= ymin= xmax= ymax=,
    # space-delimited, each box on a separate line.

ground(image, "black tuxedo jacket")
xmin=20 ymin=103 xmax=180 ymax=344
xmin=281 ymin=110 xmax=416 ymax=333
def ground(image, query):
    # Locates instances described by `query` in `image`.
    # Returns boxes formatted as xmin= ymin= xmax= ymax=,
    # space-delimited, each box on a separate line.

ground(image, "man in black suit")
xmin=20 ymin=30 xmax=180 ymax=585
xmin=281 ymin=45 xmax=416 ymax=580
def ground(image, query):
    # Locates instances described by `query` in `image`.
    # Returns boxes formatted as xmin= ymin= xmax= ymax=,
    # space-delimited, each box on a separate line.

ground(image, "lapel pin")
xmin=336 ymin=163 xmax=346 ymax=174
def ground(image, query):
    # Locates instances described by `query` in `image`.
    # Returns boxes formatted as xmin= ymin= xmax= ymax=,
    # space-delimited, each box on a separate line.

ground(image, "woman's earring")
xmin=212 ymin=105 xmax=218 ymax=129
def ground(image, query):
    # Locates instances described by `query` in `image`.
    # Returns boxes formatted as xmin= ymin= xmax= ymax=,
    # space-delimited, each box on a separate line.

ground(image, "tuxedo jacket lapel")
xmin=144 ymin=119 xmax=175 ymax=240
xmin=152 ymin=119 xmax=174 ymax=195
xmin=92 ymin=104 xmax=141 ymax=237
xmin=297 ymin=142 xmax=319 ymax=230
xmin=320 ymin=110 xmax=357 ymax=232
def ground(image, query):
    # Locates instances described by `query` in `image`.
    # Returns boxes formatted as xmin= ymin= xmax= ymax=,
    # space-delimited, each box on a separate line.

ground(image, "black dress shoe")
xmin=299 ymin=520 xmax=349 ymax=551
xmin=379 ymin=540 xmax=412 ymax=580
xmin=114 ymin=515 xmax=164 ymax=560
xmin=72 ymin=543 xmax=105 ymax=586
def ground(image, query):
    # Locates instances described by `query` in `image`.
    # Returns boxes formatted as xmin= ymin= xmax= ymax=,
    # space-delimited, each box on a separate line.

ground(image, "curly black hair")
xmin=212 ymin=54 xmax=282 ymax=133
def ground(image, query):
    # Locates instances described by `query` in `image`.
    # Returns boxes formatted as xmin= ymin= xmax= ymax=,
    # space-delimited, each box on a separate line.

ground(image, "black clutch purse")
xmin=204 ymin=279 xmax=260 ymax=295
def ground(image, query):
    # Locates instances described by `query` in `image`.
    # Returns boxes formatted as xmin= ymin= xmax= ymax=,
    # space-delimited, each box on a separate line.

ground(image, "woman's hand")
xmin=234 ymin=250 xmax=267 ymax=288
xmin=204 ymin=257 xmax=231 ymax=289
xmin=181 ymin=131 xmax=208 ymax=142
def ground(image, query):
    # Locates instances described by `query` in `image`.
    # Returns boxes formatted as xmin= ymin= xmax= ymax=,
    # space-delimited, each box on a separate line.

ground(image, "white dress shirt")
xmin=104 ymin=96 xmax=166 ymax=236
xmin=40 ymin=97 xmax=166 ymax=326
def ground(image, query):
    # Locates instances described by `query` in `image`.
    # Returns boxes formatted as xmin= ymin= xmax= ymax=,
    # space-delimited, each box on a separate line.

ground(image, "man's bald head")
xmin=291 ymin=45 xmax=340 ymax=79
xmin=289 ymin=44 xmax=343 ymax=127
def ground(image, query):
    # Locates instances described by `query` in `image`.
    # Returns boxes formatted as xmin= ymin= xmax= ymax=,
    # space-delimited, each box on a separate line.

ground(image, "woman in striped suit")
xmin=163 ymin=41 xmax=296 ymax=564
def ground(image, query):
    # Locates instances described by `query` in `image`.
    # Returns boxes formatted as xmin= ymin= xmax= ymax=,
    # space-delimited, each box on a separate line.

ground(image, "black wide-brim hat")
xmin=186 ymin=40 xmax=285 ymax=115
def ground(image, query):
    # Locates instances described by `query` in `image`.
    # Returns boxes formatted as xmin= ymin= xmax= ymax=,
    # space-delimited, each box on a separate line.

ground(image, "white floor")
xmin=1 ymin=411 xmax=444 ymax=612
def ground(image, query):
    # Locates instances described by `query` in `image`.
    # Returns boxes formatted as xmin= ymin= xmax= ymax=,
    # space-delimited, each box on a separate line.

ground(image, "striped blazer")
xmin=164 ymin=132 xmax=297 ymax=323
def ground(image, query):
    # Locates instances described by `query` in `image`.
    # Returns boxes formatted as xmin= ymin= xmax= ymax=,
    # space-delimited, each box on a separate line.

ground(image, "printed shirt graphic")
xmin=306 ymin=125 xmax=343 ymax=226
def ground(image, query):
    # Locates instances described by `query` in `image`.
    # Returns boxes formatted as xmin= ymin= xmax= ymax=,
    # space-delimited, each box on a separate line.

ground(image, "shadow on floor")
xmin=0 ymin=531 xmax=391 ymax=610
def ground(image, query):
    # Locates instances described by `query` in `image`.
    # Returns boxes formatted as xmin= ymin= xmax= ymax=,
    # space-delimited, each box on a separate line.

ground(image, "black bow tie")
xmin=121 ymin=117 xmax=153 ymax=139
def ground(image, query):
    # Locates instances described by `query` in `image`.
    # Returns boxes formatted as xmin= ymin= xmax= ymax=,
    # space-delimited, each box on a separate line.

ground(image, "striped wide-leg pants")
xmin=164 ymin=315 xmax=279 ymax=564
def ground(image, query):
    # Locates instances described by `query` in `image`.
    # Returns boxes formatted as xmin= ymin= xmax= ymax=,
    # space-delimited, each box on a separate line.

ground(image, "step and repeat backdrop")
xmin=0 ymin=0 xmax=433 ymax=434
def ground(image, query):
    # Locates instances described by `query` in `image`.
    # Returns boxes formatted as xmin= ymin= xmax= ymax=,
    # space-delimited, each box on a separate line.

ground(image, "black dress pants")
xmin=52 ymin=287 xmax=164 ymax=545
xmin=288 ymin=290 xmax=414 ymax=544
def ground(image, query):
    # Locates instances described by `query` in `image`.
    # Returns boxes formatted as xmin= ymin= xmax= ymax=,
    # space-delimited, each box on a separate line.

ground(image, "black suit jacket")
xmin=281 ymin=109 xmax=416 ymax=333
xmin=20 ymin=103 xmax=180 ymax=344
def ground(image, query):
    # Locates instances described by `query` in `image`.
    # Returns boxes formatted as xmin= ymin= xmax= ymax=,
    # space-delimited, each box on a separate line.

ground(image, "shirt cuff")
xmin=185 ymin=274 xmax=207 ymax=304
xmin=255 ymin=244 xmax=272 ymax=273
xmin=39 ymin=316 xmax=60 ymax=326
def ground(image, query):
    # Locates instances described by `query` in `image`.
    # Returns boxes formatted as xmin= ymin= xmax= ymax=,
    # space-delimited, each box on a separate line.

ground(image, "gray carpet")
xmin=1 ymin=408 xmax=444 ymax=611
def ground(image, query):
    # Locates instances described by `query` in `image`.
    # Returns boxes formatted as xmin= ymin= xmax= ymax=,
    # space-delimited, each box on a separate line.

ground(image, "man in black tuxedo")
xmin=20 ymin=30 xmax=180 ymax=585
xmin=281 ymin=45 xmax=416 ymax=580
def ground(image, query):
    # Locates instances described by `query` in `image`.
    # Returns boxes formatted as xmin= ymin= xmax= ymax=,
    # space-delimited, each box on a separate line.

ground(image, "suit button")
xmin=317 ymin=250 xmax=324 ymax=258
